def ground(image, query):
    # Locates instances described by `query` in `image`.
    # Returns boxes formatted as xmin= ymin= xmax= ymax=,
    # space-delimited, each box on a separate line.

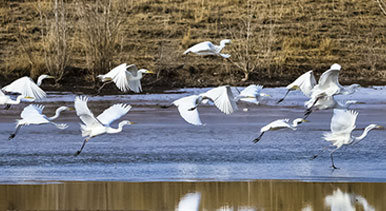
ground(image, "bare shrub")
xmin=75 ymin=0 xmax=126 ymax=84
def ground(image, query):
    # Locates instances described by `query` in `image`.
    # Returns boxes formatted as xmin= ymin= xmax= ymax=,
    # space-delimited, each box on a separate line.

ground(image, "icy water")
xmin=0 ymin=86 xmax=386 ymax=210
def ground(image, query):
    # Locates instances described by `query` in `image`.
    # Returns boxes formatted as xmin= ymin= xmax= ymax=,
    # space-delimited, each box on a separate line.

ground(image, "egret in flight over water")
xmin=169 ymin=86 xmax=238 ymax=126
xmin=97 ymin=63 xmax=155 ymax=94
xmin=74 ymin=96 xmax=133 ymax=155
xmin=2 ymin=75 xmax=54 ymax=100
xmin=253 ymin=118 xmax=308 ymax=143
xmin=312 ymin=109 xmax=382 ymax=169
xmin=183 ymin=39 xmax=231 ymax=58
xmin=235 ymin=84 xmax=270 ymax=105
xmin=0 ymin=90 xmax=33 ymax=109
xmin=304 ymin=95 xmax=362 ymax=118
xmin=277 ymin=70 xmax=316 ymax=104
xmin=8 ymin=104 xmax=71 ymax=140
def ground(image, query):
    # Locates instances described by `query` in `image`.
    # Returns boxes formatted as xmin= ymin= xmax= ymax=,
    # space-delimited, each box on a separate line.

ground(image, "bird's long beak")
xmin=67 ymin=107 xmax=75 ymax=111
xmin=47 ymin=76 xmax=55 ymax=79
xmin=356 ymin=101 xmax=366 ymax=104
xmin=146 ymin=70 xmax=156 ymax=74
xmin=129 ymin=121 xmax=135 ymax=124
xmin=376 ymin=125 xmax=384 ymax=129
xmin=302 ymin=119 xmax=310 ymax=122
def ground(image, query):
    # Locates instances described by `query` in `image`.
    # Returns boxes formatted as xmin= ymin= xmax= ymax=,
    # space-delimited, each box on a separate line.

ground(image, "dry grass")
xmin=0 ymin=0 xmax=386 ymax=88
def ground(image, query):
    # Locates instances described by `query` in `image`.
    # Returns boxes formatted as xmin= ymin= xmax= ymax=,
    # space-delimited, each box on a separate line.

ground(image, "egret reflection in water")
xmin=324 ymin=188 xmax=374 ymax=211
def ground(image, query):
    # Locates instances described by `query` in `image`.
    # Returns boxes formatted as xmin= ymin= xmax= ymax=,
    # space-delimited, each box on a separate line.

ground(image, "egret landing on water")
xmin=8 ymin=104 xmax=72 ymax=140
xmin=96 ymin=63 xmax=155 ymax=94
xmin=2 ymin=75 xmax=54 ymax=100
xmin=183 ymin=39 xmax=231 ymax=58
xmin=311 ymin=109 xmax=383 ymax=169
xmin=253 ymin=118 xmax=308 ymax=143
xmin=74 ymin=96 xmax=134 ymax=155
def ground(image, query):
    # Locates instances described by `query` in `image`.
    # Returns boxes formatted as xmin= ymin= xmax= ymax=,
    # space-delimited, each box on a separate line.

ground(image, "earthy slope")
xmin=0 ymin=0 xmax=386 ymax=92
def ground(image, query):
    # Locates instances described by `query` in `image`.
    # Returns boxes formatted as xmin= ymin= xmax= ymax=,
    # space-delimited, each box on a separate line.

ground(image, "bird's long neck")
xmin=107 ymin=121 xmax=127 ymax=134
xmin=342 ymin=84 xmax=358 ymax=95
xmin=8 ymin=95 xmax=24 ymax=105
xmin=215 ymin=43 xmax=226 ymax=53
xmin=47 ymin=108 xmax=65 ymax=121
xmin=130 ymin=71 xmax=143 ymax=80
xmin=353 ymin=125 xmax=376 ymax=142
xmin=291 ymin=120 xmax=301 ymax=128
xmin=36 ymin=75 xmax=46 ymax=86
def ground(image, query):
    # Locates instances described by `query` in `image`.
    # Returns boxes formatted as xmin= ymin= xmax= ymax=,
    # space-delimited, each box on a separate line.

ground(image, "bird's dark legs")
xmin=253 ymin=132 xmax=264 ymax=143
xmin=304 ymin=109 xmax=313 ymax=120
xmin=159 ymin=103 xmax=173 ymax=109
xmin=8 ymin=125 xmax=22 ymax=140
xmin=276 ymin=90 xmax=290 ymax=104
xmin=75 ymin=138 xmax=89 ymax=156
xmin=96 ymin=81 xmax=113 ymax=96
xmin=4 ymin=104 xmax=11 ymax=110
xmin=188 ymin=105 xmax=198 ymax=111
xmin=330 ymin=148 xmax=339 ymax=169
xmin=310 ymin=146 xmax=329 ymax=160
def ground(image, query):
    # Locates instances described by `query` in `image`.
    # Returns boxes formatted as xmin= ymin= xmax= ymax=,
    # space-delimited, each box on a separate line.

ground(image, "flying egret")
xmin=253 ymin=118 xmax=308 ymax=143
xmin=277 ymin=70 xmax=316 ymax=104
xmin=163 ymin=86 xmax=238 ymax=125
xmin=8 ymin=104 xmax=71 ymax=140
xmin=74 ymin=96 xmax=133 ymax=155
xmin=312 ymin=109 xmax=382 ymax=169
xmin=2 ymin=75 xmax=54 ymax=100
xmin=183 ymin=39 xmax=231 ymax=58
xmin=176 ymin=192 xmax=201 ymax=211
xmin=235 ymin=84 xmax=270 ymax=105
xmin=0 ymin=90 xmax=34 ymax=109
xmin=304 ymin=96 xmax=362 ymax=118
xmin=97 ymin=63 xmax=155 ymax=94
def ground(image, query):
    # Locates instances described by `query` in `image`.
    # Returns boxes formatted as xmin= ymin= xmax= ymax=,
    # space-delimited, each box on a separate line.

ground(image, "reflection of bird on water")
xmin=8 ymin=104 xmax=71 ymax=140
xmin=277 ymin=70 xmax=316 ymax=104
xmin=183 ymin=39 xmax=231 ymax=58
xmin=176 ymin=192 xmax=201 ymax=211
xmin=96 ymin=63 xmax=155 ymax=94
xmin=2 ymin=74 xmax=55 ymax=100
xmin=324 ymin=188 xmax=375 ymax=211
xmin=74 ymin=96 xmax=134 ymax=155
xmin=311 ymin=109 xmax=383 ymax=169
xmin=164 ymin=85 xmax=238 ymax=126
xmin=252 ymin=118 xmax=308 ymax=143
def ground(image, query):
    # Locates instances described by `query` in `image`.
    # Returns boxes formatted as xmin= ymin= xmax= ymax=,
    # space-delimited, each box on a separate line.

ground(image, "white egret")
xmin=253 ymin=118 xmax=308 ymax=143
xmin=183 ymin=39 xmax=231 ymax=58
xmin=304 ymin=96 xmax=362 ymax=118
xmin=312 ymin=109 xmax=382 ymax=169
xmin=74 ymin=96 xmax=133 ymax=155
xmin=97 ymin=63 xmax=155 ymax=94
xmin=176 ymin=192 xmax=201 ymax=211
xmin=164 ymin=86 xmax=238 ymax=126
xmin=8 ymin=104 xmax=71 ymax=140
xmin=2 ymin=75 xmax=54 ymax=100
xmin=235 ymin=84 xmax=270 ymax=105
xmin=277 ymin=70 xmax=316 ymax=104
xmin=0 ymin=90 xmax=34 ymax=109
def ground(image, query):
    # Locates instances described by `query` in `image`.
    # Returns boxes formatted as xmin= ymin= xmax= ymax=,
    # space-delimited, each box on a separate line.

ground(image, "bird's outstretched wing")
xmin=201 ymin=86 xmax=238 ymax=114
xmin=287 ymin=70 xmax=316 ymax=98
xmin=2 ymin=76 xmax=46 ymax=100
xmin=312 ymin=68 xmax=342 ymax=98
xmin=173 ymin=95 xmax=203 ymax=126
xmin=183 ymin=41 xmax=214 ymax=55
xmin=96 ymin=103 xmax=132 ymax=126
xmin=20 ymin=104 xmax=48 ymax=124
xmin=0 ymin=89 xmax=5 ymax=96
xmin=105 ymin=63 xmax=130 ymax=92
xmin=238 ymin=84 xmax=263 ymax=104
xmin=330 ymin=109 xmax=357 ymax=134
xmin=74 ymin=96 xmax=102 ymax=128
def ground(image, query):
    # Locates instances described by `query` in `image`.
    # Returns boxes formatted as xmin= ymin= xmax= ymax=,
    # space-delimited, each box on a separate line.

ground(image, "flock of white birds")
xmin=0 ymin=40 xmax=383 ymax=169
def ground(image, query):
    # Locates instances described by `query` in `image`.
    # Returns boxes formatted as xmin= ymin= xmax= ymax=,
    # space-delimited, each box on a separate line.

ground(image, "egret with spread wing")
xmin=235 ymin=84 xmax=270 ymax=105
xmin=312 ymin=109 xmax=382 ymax=169
xmin=0 ymin=90 xmax=34 ymax=109
xmin=2 ymin=75 xmax=54 ymax=100
xmin=277 ymin=70 xmax=316 ymax=104
xmin=74 ymin=96 xmax=133 ymax=155
xmin=183 ymin=39 xmax=231 ymax=58
xmin=304 ymin=95 xmax=362 ymax=118
xmin=97 ymin=63 xmax=155 ymax=94
xmin=253 ymin=118 xmax=307 ymax=143
xmin=8 ymin=104 xmax=71 ymax=140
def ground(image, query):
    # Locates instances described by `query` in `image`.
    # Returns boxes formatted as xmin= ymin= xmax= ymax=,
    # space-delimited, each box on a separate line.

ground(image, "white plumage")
xmin=183 ymin=39 xmax=231 ymax=58
xmin=173 ymin=95 xmax=203 ymax=126
xmin=8 ymin=104 xmax=70 ymax=140
xmin=74 ymin=96 xmax=133 ymax=155
xmin=176 ymin=192 xmax=201 ymax=211
xmin=97 ymin=63 xmax=154 ymax=93
xmin=253 ymin=118 xmax=307 ymax=143
xmin=236 ymin=84 xmax=270 ymax=104
xmin=277 ymin=70 xmax=316 ymax=103
xmin=2 ymin=75 xmax=54 ymax=100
